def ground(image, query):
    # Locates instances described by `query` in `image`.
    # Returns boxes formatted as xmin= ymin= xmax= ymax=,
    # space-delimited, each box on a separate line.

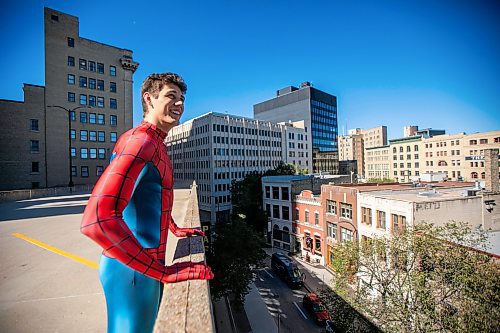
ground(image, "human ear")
xmin=143 ymin=92 xmax=154 ymax=109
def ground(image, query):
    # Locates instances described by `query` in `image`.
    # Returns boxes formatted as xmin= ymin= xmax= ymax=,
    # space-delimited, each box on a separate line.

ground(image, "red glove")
xmin=163 ymin=262 xmax=214 ymax=283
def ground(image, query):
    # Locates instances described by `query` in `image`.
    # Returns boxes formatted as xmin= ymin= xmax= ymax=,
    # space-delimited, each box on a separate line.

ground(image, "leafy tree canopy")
xmin=324 ymin=221 xmax=499 ymax=333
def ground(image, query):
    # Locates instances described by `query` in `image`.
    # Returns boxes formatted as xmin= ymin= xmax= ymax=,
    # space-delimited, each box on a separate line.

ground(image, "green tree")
xmin=231 ymin=162 xmax=297 ymax=233
xmin=324 ymin=222 xmax=499 ymax=333
xmin=208 ymin=214 xmax=266 ymax=308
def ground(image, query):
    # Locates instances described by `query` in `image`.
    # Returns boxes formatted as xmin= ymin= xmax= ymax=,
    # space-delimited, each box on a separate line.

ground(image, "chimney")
xmin=484 ymin=148 xmax=499 ymax=192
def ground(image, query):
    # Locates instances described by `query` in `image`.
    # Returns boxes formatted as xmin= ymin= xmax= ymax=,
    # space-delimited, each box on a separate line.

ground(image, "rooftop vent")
xmin=300 ymin=81 xmax=311 ymax=88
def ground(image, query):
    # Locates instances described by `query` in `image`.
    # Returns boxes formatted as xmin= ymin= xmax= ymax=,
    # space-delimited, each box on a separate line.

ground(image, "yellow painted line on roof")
xmin=12 ymin=233 xmax=99 ymax=269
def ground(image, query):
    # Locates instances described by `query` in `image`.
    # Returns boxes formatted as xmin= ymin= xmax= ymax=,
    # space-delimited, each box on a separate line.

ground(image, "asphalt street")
xmin=253 ymin=257 xmax=326 ymax=333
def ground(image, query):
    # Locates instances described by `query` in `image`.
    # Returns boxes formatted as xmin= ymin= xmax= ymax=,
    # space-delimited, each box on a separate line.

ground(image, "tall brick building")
xmin=0 ymin=8 xmax=138 ymax=190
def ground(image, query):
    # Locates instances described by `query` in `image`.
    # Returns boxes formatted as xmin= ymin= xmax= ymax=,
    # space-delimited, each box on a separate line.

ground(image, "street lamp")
xmin=48 ymin=105 xmax=90 ymax=187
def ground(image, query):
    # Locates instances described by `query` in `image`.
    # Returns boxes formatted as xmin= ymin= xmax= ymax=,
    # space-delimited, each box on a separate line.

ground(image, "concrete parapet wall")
xmin=154 ymin=181 xmax=215 ymax=333
xmin=0 ymin=184 xmax=94 ymax=202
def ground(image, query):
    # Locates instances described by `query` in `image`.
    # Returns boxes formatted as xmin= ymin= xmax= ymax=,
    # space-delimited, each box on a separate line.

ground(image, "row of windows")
xmin=67 ymin=74 xmax=116 ymax=92
xmin=393 ymin=154 xmax=420 ymax=160
xmin=67 ymin=92 xmax=117 ymax=109
xmin=393 ymin=170 xmax=420 ymax=176
xmin=393 ymin=145 xmax=419 ymax=153
xmin=394 ymin=162 xmax=420 ymax=169
xmin=66 ymin=53 xmax=116 ymax=77
xmin=325 ymin=200 xmax=353 ymax=220
xmin=70 ymin=130 xmax=118 ymax=142
xmin=212 ymin=123 xmax=282 ymax=137
xmin=360 ymin=207 xmax=407 ymax=233
xmin=72 ymin=148 xmax=107 ymax=159
xmin=71 ymin=165 xmax=104 ymax=177
xmin=264 ymin=186 xmax=290 ymax=201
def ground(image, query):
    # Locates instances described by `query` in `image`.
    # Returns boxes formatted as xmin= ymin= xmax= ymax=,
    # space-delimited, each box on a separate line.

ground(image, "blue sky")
xmin=1 ymin=0 xmax=499 ymax=139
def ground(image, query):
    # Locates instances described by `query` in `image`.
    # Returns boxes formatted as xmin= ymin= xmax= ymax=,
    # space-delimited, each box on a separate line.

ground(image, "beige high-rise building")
xmin=338 ymin=126 xmax=387 ymax=178
xmin=389 ymin=136 xmax=423 ymax=182
xmin=365 ymin=145 xmax=391 ymax=180
xmin=0 ymin=8 xmax=138 ymax=190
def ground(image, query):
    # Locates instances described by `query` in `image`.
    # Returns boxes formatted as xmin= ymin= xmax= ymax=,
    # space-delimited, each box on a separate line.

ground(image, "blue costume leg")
xmin=99 ymin=255 xmax=161 ymax=333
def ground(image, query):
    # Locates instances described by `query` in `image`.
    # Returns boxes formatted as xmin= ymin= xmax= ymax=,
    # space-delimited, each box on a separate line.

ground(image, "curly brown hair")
xmin=140 ymin=73 xmax=187 ymax=117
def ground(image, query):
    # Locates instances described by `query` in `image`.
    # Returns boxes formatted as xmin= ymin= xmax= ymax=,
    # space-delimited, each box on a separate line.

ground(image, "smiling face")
xmin=143 ymin=83 xmax=185 ymax=134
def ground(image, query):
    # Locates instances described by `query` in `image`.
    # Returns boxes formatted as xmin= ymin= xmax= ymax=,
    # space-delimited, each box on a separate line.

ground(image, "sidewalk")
xmin=244 ymin=283 xmax=278 ymax=333
xmin=263 ymin=248 xmax=334 ymax=294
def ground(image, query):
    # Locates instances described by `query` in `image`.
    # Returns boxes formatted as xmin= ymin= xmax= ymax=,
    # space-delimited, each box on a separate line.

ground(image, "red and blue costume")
xmin=81 ymin=121 xmax=211 ymax=333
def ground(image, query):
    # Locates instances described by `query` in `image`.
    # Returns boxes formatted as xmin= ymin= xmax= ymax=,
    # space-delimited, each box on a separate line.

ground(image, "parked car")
xmin=303 ymin=293 xmax=331 ymax=325
xmin=271 ymin=252 xmax=305 ymax=289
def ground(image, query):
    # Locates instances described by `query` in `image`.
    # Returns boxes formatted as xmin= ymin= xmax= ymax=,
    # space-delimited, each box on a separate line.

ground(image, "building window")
xmin=480 ymin=139 xmax=488 ymax=144
xmin=96 ymin=166 xmax=104 ymax=176
xmin=314 ymin=236 xmax=321 ymax=254
xmin=67 ymin=56 xmax=75 ymax=66
xmin=110 ymin=98 xmax=117 ymax=109
xmin=89 ymin=148 xmax=97 ymax=159
xmin=30 ymin=119 xmax=39 ymax=131
xmin=80 ymin=130 xmax=88 ymax=141
xmin=305 ymin=210 xmax=309 ymax=223
xmin=70 ymin=129 xmax=76 ymax=140
xmin=31 ymin=161 xmax=39 ymax=173
xmin=89 ymin=95 xmax=96 ymax=107
xmin=265 ymin=186 xmax=270 ymax=198
xmin=314 ymin=212 xmax=319 ymax=225
xmin=71 ymin=166 xmax=77 ymax=177
xmin=79 ymin=94 xmax=87 ymax=105
xmin=67 ymin=37 xmax=74 ymax=47
xmin=110 ymin=66 xmax=116 ymax=76
xmin=361 ymin=207 xmax=372 ymax=225
xmin=80 ymin=112 xmax=87 ymax=123
xmin=110 ymin=132 xmax=117 ymax=142
xmin=98 ymin=131 xmax=105 ymax=142
xmin=97 ymin=63 xmax=104 ymax=74
xmin=272 ymin=186 xmax=279 ymax=199
xmin=89 ymin=113 xmax=96 ymax=124
xmin=81 ymin=166 xmax=89 ymax=177
xmin=469 ymin=139 xmax=477 ymax=145
xmin=110 ymin=82 xmax=116 ymax=93
xmin=98 ymin=148 xmax=106 ymax=159
xmin=282 ymin=206 xmax=290 ymax=220
xmin=68 ymin=92 xmax=76 ymax=103
xmin=67 ymin=74 xmax=75 ymax=85
xmin=89 ymin=78 xmax=96 ymax=90
xmin=79 ymin=59 xmax=87 ymax=70
xmin=71 ymin=147 xmax=76 ymax=157
xmin=89 ymin=131 xmax=97 ymax=142
xmin=88 ymin=61 xmax=96 ymax=72
xmin=471 ymin=172 xmax=478 ymax=179
xmin=110 ymin=115 xmax=117 ymax=126
xmin=97 ymin=97 xmax=105 ymax=108
xmin=80 ymin=148 xmax=88 ymax=159
xmin=97 ymin=80 xmax=104 ymax=91
xmin=281 ymin=187 xmax=289 ymax=201
xmin=376 ymin=210 xmax=386 ymax=229
xmin=414 ymin=145 xmax=419 ymax=151
xmin=327 ymin=223 xmax=337 ymax=239
xmin=30 ymin=140 xmax=39 ymax=153
xmin=326 ymin=200 xmax=337 ymax=215
xmin=79 ymin=76 xmax=87 ymax=88
xmin=340 ymin=203 xmax=352 ymax=220
xmin=272 ymin=205 xmax=280 ymax=219
xmin=340 ymin=227 xmax=353 ymax=242
xmin=98 ymin=114 xmax=105 ymax=125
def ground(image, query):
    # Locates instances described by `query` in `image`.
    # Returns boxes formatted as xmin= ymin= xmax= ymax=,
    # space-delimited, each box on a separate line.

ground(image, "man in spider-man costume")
xmin=81 ymin=73 xmax=213 ymax=333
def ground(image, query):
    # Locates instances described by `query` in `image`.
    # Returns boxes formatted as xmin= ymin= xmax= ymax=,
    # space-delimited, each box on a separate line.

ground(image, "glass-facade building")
xmin=311 ymin=99 xmax=338 ymax=152
xmin=253 ymin=82 xmax=339 ymax=173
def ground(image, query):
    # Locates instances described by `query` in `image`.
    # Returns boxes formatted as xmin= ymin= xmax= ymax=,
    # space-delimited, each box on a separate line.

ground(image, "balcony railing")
xmin=154 ymin=181 xmax=215 ymax=333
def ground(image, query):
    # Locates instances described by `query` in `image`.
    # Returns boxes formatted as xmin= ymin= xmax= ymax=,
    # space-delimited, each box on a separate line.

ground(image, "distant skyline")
xmin=1 ymin=0 xmax=499 ymax=140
